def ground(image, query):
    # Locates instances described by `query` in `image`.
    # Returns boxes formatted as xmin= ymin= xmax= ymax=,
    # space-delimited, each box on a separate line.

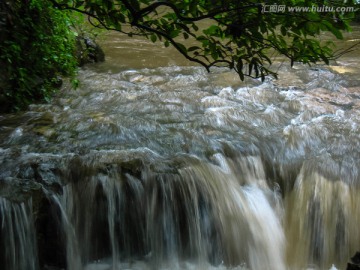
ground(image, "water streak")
xmin=0 ymin=198 xmax=38 ymax=270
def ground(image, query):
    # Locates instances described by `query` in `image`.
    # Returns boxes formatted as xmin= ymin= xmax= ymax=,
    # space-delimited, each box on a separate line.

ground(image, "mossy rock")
xmin=75 ymin=36 xmax=105 ymax=66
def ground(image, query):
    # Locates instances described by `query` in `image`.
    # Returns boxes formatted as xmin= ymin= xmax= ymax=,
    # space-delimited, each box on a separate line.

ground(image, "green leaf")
xmin=248 ymin=62 xmax=253 ymax=76
xmin=150 ymin=34 xmax=157 ymax=43
xmin=175 ymin=42 xmax=187 ymax=53
xmin=203 ymin=25 xmax=220 ymax=36
xmin=236 ymin=59 xmax=243 ymax=72
xmin=170 ymin=29 xmax=180 ymax=38
xmin=321 ymin=20 xmax=343 ymax=39
xmin=239 ymin=71 xmax=245 ymax=81
xmin=188 ymin=46 xmax=200 ymax=52
xmin=75 ymin=1 xmax=85 ymax=8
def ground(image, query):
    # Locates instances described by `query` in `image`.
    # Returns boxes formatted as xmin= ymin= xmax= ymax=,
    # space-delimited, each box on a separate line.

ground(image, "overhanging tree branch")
xmin=133 ymin=1 xmax=263 ymax=22
xmin=50 ymin=0 xmax=357 ymax=81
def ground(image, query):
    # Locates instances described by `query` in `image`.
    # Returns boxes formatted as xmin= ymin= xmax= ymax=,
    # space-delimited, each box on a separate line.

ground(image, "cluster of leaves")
xmin=52 ymin=0 xmax=355 ymax=81
xmin=0 ymin=0 xmax=78 ymax=112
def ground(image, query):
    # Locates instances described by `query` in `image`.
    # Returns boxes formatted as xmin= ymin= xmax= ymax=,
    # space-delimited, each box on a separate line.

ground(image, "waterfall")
xmin=285 ymin=165 xmax=360 ymax=269
xmin=1 ymin=51 xmax=360 ymax=269
xmin=0 ymin=198 xmax=38 ymax=270
xmin=37 ymin=153 xmax=286 ymax=270
xmin=51 ymin=194 xmax=82 ymax=270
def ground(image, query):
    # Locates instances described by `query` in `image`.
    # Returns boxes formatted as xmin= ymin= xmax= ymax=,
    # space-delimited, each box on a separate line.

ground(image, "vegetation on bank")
xmin=0 ymin=0 xmax=359 ymax=112
xmin=0 ymin=0 xmax=78 ymax=112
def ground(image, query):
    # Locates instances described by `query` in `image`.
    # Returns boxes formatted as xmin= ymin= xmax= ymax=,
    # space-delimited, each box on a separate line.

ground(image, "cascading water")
xmin=0 ymin=198 xmax=38 ymax=270
xmin=0 ymin=30 xmax=360 ymax=270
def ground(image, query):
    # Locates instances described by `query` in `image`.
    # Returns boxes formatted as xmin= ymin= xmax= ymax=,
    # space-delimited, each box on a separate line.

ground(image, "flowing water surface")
xmin=1 ymin=28 xmax=360 ymax=270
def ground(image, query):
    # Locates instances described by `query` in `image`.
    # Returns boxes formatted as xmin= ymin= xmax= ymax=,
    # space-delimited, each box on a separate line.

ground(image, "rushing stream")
xmin=1 ymin=27 xmax=360 ymax=270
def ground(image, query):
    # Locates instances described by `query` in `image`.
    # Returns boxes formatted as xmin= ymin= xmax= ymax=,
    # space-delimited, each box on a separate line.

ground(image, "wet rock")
xmin=76 ymin=36 xmax=105 ymax=66
xmin=347 ymin=263 xmax=360 ymax=270
xmin=51 ymin=76 xmax=63 ymax=88
xmin=29 ymin=163 xmax=63 ymax=194
xmin=0 ymin=177 xmax=42 ymax=203
xmin=351 ymin=252 xmax=360 ymax=264
xmin=36 ymin=197 xmax=67 ymax=270
xmin=32 ymin=126 xmax=56 ymax=138
xmin=347 ymin=252 xmax=360 ymax=270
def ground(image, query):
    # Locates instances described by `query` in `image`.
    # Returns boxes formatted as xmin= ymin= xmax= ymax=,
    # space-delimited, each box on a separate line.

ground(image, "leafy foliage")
xmin=1 ymin=0 xmax=357 ymax=111
xmin=0 ymin=0 xmax=78 ymax=112
xmin=52 ymin=0 xmax=356 ymax=81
